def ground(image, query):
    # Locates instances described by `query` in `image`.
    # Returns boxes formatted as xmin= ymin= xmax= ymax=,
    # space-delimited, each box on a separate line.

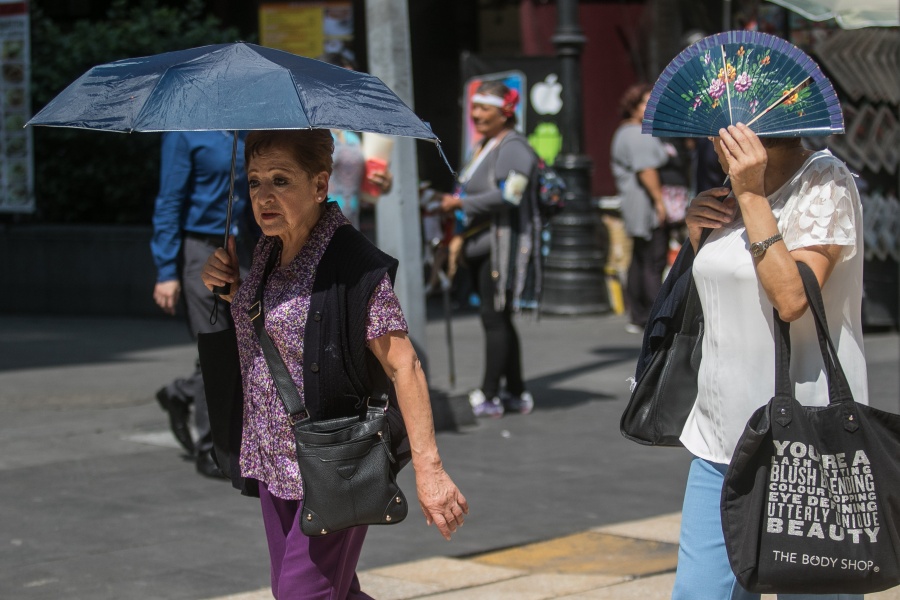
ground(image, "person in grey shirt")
xmin=439 ymin=80 xmax=539 ymax=418
xmin=611 ymin=84 xmax=669 ymax=332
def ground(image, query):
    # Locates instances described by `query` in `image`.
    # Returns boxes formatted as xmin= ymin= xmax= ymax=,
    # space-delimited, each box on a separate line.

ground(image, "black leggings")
xmin=471 ymin=255 xmax=524 ymax=399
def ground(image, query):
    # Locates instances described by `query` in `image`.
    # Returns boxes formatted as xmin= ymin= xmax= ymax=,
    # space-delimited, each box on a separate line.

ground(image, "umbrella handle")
xmin=213 ymin=131 xmax=239 ymax=296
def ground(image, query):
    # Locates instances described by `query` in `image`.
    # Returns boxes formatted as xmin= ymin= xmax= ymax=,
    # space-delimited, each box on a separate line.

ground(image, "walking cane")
xmin=438 ymin=270 xmax=456 ymax=388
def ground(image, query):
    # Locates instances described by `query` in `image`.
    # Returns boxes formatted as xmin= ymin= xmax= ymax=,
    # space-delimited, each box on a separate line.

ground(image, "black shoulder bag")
xmin=721 ymin=262 xmax=900 ymax=593
xmin=620 ymin=228 xmax=711 ymax=446
xmin=250 ymin=247 xmax=408 ymax=537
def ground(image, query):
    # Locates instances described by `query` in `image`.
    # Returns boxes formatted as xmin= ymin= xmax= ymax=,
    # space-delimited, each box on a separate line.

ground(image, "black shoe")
xmin=196 ymin=450 xmax=227 ymax=479
xmin=155 ymin=388 xmax=195 ymax=455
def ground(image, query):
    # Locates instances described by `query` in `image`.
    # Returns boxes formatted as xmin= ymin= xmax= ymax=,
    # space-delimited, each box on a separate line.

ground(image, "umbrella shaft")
xmin=213 ymin=131 xmax=239 ymax=297
xmin=222 ymin=131 xmax=238 ymax=248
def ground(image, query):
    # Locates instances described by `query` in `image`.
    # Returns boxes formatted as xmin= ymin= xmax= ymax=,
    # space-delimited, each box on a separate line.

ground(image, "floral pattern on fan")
xmin=684 ymin=45 xmax=813 ymax=120
xmin=643 ymin=30 xmax=843 ymax=138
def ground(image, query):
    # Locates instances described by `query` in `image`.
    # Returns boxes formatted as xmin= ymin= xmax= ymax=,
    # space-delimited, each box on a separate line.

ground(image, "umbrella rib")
xmin=130 ymin=65 xmax=178 ymax=132
xmin=286 ymin=71 xmax=314 ymax=130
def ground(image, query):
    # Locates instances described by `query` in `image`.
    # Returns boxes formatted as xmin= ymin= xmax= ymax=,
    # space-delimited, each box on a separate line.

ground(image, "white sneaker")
xmin=469 ymin=389 xmax=504 ymax=418
xmin=503 ymin=390 xmax=534 ymax=415
xmin=625 ymin=323 xmax=644 ymax=335
xmin=468 ymin=388 xmax=486 ymax=407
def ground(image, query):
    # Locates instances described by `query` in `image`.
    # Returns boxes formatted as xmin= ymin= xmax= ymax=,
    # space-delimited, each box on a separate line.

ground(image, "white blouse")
xmin=680 ymin=150 xmax=869 ymax=464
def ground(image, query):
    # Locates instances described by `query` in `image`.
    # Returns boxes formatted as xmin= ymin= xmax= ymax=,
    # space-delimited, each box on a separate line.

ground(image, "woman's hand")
xmin=201 ymin=235 xmax=241 ymax=302
xmin=655 ymin=201 xmax=667 ymax=225
xmin=440 ymin=193 xmax=463 ymax=212
xmin=414 ymin=462 xmax=469 ymax=541
xmin=716 ymin=124 xmax=767 ymax=198
xmin=684 ymin=187 xmax=736 ymax=252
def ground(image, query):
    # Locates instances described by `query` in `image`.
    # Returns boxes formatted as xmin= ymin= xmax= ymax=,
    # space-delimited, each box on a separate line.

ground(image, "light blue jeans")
xmin=672 ymin=457 xmax=863 ymax=600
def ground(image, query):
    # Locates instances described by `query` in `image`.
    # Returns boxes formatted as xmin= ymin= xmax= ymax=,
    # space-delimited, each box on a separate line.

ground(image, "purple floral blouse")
xmin=230 ymin=202 xmax=408 ymax=500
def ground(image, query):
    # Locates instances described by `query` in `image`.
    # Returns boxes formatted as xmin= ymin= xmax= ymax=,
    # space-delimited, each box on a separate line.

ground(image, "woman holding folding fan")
xmin=670 ymin=126 xmax=869 ymax=598
xmin=636 ymin=33 xmax=871 ymax=600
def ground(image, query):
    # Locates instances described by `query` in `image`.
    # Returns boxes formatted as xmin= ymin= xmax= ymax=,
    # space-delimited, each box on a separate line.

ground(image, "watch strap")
xmin=751 ymin=232 xmax=783 ymax=257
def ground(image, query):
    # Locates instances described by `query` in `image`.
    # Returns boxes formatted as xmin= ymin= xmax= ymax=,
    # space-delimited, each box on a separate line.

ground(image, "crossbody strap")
xmin=248 ymin=243 xmax=310 ymax=423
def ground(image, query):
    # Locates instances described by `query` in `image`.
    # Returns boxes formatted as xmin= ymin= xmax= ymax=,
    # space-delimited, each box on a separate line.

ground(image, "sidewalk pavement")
xmin=215 ymin=511 xmax=900 ymax=600
xmin=1 ymin=301 xmax=898 ymax=600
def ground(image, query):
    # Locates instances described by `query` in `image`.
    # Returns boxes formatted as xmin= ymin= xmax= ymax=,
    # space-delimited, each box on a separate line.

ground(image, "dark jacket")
xmin=226 ymin=224 xmax=409 ymax=497
xmin=303 ymin=224 xmax=397 ymax=419
xmin=302 ymin=224 xmax=411 ymax=473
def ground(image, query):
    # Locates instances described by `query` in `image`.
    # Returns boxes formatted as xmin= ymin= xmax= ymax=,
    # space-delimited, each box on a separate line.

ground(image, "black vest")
xmin=302 ymin=224 xmax=398 ymax=420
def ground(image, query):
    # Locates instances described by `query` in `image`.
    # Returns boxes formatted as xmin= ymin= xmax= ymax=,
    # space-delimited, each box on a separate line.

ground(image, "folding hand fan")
xmin=643 ymin=31 xmax=844 ymax=138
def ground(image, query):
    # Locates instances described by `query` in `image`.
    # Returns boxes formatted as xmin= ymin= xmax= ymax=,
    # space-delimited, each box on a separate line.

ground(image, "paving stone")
xmin=355 ymin=573 xmax=445 ymax=600
xmin=557 ymin=573 xmax=674 ymax=599
xmin=473 ymin=531 xmax=678 ymax=577
xmin=421 ymin=573 xmax=626 ymax=600
xmin=592 ymin=511 xmax=682 ymax=545
xmin=364 ymin=556 xmax=524 ymax=590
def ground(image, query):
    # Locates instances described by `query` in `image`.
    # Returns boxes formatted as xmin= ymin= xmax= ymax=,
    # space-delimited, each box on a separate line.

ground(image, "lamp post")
xmin=540 ymin=0 xmax=610 ymax=315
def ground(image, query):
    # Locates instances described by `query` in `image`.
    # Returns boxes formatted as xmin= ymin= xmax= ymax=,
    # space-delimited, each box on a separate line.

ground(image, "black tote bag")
xmin=721 ymin=262 xmax=900 ymax=594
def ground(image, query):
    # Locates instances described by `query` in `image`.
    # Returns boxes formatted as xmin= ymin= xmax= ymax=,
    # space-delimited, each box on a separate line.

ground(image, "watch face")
xmin=750 ymin=242 xmax=764 ymax=257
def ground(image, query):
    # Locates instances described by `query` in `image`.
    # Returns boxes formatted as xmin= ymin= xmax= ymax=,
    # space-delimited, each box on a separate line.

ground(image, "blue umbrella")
xmin=27 ymin=41 xmax=439 ymax=138
xmin=27 ymin=42 xmax=450 ymax=277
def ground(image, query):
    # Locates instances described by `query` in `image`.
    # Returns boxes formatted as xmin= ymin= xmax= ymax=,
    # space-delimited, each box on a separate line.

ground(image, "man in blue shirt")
xmin=150 ymin=130 xmax=251 ymax=478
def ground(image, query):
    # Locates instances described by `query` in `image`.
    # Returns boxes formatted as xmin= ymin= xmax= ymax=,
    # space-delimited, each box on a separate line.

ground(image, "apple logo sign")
xmin=530 ymin=74 xmax=563 ymax=116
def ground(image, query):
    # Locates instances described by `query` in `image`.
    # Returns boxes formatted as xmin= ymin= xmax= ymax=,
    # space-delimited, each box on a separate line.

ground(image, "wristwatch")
xmin=750 ymin=233 xmax=783 ymax=258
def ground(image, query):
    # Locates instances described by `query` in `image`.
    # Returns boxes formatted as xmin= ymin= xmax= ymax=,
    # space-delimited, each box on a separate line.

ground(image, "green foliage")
xmin=30 ymin=0 xmax=244 ymax=223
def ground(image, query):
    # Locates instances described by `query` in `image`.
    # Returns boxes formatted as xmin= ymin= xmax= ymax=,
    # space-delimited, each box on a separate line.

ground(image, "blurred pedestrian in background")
xmin=150 ymin=130 xmax=251 ymax=478
xmin=439 ymin=80 xmax=539 ymax=417
xmin=317 ymin=52 xmax=394 ymax=231
xmin=201 ymin=128 xmax=467 ymax=599
xmin=611 ymin=84 xmax=669 ymax=333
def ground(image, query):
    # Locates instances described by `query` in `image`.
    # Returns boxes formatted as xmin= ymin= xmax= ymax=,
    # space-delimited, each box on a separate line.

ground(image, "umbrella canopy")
xmin=27 ymin=42 xmax=450 ymax=295
xmin=764 ymin=0 xmax=899 ymax=29
xmin=27 ymin=42 xmax=439 ymax=142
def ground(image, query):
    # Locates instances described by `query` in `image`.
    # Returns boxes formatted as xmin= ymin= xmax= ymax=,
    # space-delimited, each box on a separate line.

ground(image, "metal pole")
xmin=442 ymin=281 xmax=456 ymax=388
xmin=365 ymin=0 xmax=427 ymax=346
xmin=542 ymin=0 xmax=609 ymax=315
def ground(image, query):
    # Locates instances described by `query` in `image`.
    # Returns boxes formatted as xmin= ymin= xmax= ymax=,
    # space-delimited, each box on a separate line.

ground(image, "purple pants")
xmin=259 ymin=482 xmax=373 ymax=600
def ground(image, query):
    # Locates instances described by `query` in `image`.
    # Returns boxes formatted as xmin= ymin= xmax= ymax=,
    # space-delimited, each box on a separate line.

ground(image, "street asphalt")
xmin=1 ymin=298 xmax=897 ymax=599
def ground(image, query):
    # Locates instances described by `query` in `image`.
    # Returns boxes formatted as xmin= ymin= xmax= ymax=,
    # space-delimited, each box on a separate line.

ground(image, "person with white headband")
xmin=439 ymin=79 xmax=540 ymax=418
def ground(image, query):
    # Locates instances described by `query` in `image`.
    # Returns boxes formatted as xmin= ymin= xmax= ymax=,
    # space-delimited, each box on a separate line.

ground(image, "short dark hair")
xmin=244 ymin=129 xmax=334 ymax=176
xmin=619 ymin=83 xmax=652 ymax=120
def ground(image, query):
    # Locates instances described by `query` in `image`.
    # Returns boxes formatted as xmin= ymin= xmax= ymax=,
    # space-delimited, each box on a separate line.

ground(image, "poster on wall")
xmin=0 ymin=0 xmax=32 ymax=214
xmin=259 ymin=2 xmax=354 ymax=62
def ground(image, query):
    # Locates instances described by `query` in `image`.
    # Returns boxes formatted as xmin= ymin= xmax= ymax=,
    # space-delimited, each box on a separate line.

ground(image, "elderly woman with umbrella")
xmin=29 ymin=43 xmax=467 ymax=599
xmin=201 ymin=128 xmax=466 ymax=599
